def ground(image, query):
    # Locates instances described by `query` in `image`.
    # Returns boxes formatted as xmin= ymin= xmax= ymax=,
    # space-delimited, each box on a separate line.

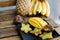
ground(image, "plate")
xmin=15 ymin=23 xmax=60 ymax=40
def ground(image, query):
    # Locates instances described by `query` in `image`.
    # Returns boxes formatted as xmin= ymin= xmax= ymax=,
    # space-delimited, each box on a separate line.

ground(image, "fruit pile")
xmin=20 ymin=17 xmax=53 ymax=40
xmin=16 ymin=0 xmax=53 ymax=40
xmin=15 ymin=16 xmax=53 ymax=40
xmin=17 ymin=0 xmax=50 ymax=17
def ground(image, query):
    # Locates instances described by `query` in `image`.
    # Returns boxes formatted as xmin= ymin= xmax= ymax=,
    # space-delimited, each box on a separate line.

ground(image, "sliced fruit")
xmin=30 ymin=28 xmax=42 ymax=36
xmin=31 ymin=17 xmax=48 ymax=27
xmin=21 ymin=23 xmax=32 ymax=33
xmin=39 ymin=32 xmax=53 ymax=40
xmin=28 ymin=17 xmax=48 ymax=29
xmin=28 ymin=18 xmax=42 ymax=29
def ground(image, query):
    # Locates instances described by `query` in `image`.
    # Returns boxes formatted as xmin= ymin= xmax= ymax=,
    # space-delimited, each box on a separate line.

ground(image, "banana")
xmin=44 ymin=0 xmax=50 ymax=17
xmin=28 ymin=18 xmax=42 ymax=29
xmin=37 ymin=0 xmax=42 ymax=13
xmin=33 ymin=0 xmax=39 ymax=15
xmin=29 ymin=0 xmax=36 ymax=15
xmin=41 ymin=1 xmax=46 ymax=15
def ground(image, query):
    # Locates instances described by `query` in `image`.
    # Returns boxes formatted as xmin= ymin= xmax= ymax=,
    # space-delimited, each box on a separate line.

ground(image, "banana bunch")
xmin=29 ymin=0 xmax=50 ymax=17
xmin=28 ymin=17 xmax=48 ymax=29
xmin=17 ymin=0 xmax=50 ymax=17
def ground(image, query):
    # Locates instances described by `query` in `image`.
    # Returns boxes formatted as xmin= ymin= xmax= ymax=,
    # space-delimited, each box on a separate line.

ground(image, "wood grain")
xmin=0 ymin=9 xmax=16 ymax=22
xmin=0 ymin=25 xmax=21 ymax=40
xmin=0 ymin=20 xmax=13 ymax=27
xmin=42 ymin=17 xmax=58 ymax=28
xmin=0 ymin=36 xmax=21 ymax=40
xmin=0 ymin=9 xmax=16 ymax=15
xmin=0 ymin=25 xmax=18 ymax=38
xmin=0 ymin=0 xmax=16 ymax=7
xmin=0 ymin=9 xmax=16 ymax=27
xmin=0 ymin=17 xmax=59 ymax=40
xmin=51 ymin=37 xmax=60 ymax=40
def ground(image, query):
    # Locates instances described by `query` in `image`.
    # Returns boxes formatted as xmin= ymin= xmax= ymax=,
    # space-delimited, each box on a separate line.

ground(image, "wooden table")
xmin=0 ymin=36 xmax=21 ymax=40
xmin=0 ymin=17 xmax=60 ymax=40
xmin=0 ymin=1 xmax=60 ymax=40
xmin=0 ymin=0 xmax=16 ymax=7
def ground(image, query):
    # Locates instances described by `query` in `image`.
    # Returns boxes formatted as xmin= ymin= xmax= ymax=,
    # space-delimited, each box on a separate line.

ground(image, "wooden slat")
xmin=54 ymin=27 xmax=60 ymax=35
xmin=0 ymin=9 xmax=15 ymax=22
xmin=0 ymin=9 xmax=16 ymax=27
xmin=0 ymin=0 xmax=16 ymax=7
xmin=51 ymin=37 xmax=60 ymax=40
xmin=0 ymin=20 xmax=13 ymax=27
xmin=42 ymin=17 xmax=58 ymax=28
xmin=0 ymin=14 xmax=15 ymax=22
xmin=0 ymin=36 xmax=21 ymax=40
xmin=0 ymin=9 xmax=16 ymax=15
xmin=0 ymin=25 xmax=18 ymax=38
xmin=0 ymin=25 xmax=21 ymax=40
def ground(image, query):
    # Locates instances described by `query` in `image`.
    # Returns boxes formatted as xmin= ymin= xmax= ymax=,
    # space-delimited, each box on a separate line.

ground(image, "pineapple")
xmin=16 ymin=0 xmax=31 ymax=16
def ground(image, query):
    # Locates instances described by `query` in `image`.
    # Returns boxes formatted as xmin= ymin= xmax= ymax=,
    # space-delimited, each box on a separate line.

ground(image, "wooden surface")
xmin=0 ymin=20 xmax=13 ymax=28
xmin=0 ymin=9 xmax=16 ymax=22
xmin=0 ymin=6 xmax=59 ymax=40
xmin=42 ymin=17 xmax=58 ymax=28
xmin=0 ymin=9 xmax=16 ymax=27
xmin=51 ymin=37 xmax=60 ymax=40
xmin=0 ymin=10 xmax=15 ymax=22
xmin=0 ymin=0 xmax=60 ymax=40
xmin=0 ymin=17 xmax=59 ymax=40
xmin=0 ymin=0 xmax=16 ymax=7
xmin=0 ymin=25 xmax=18 ymax=38
xmin=0 ymin=36 xmax=21 ymax=40
xmin=0 ymin=8 xmax=21 ymax=40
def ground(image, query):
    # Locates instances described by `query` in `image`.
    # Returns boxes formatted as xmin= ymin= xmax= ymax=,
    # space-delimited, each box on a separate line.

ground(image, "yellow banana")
xmin=44 ymin=0 xmax=50 ymax=17
xmin=28 ymin=18 xmax=43 ymax=29
xmin=29 ymin=0 xmax=36 ymax=15
xmin=33 ymin=0 xmax=39 ymax=15
xmin=41 ymin=1 xmax=46 ymax=15
xmin=37 ymin=0 xmax=42 ymax=13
